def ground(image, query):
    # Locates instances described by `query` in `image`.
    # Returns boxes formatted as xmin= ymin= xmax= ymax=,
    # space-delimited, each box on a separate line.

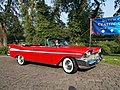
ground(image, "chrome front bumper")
xmin=76 ymin=59 xmax=98 ymax=69
xmin=76 ymin=54 xmax=102 ymax=69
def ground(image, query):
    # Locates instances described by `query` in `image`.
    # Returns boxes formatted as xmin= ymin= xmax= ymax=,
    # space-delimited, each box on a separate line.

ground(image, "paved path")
xmin=0 ymin=56 xmax=120 ymax=90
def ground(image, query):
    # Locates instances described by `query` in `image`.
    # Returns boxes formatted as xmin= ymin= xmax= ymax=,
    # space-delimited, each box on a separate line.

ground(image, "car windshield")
xmin=47 ymin=38 xmax=69 ymax=47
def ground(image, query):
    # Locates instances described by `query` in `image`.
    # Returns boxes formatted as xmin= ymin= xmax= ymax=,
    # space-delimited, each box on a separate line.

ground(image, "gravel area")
xmin=0 ymin=56 xmax=120 ymax=90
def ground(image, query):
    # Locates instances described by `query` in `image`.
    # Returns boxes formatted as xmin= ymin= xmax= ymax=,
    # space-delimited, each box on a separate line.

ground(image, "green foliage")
xmin=117 ymin=41 xmax=120 ymax=53
xmin=0 ymin=46 xmax=8 ymax=55
xmin=92 ymin=41 xmax=119 ymax=55
xmin=97 ymin=42 xmax=112 ymax=55
xmin=6 ymin=13 xmax=24 ymax=44
xmin=56 ymin=0 xmax=105 ymax=43
xmin=21 ymin=0 xmax=67 ymax=44
xmin=77 ymin=42 xmax=86 ymax=46
xmin=20 ymin=0 xmax=106 ymax=45
xmin=1 ymin=0 xmax=118 ymax=51
xmin=0 ymin=1 xmax=24 ymax=44
xmin=105 ymin=41 xmax=119 ymax=53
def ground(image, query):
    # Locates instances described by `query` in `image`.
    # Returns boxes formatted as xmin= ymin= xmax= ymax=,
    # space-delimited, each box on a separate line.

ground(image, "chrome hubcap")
xmin=63 ymin=58 xmax=73 ymax=73
xmin=18 ymin=56 xmax=24 ymax=65
xmin=65 ymin=60 xmax=73 ymax=70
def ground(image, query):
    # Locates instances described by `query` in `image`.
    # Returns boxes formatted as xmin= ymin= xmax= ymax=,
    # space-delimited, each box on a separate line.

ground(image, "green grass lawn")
xmin=102 ymin=54 xmax=120 ymax=66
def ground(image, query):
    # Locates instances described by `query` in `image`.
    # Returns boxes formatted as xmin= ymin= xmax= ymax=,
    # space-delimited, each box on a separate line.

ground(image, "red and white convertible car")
xmin=8 ymin=38 xmax=102 ymax=74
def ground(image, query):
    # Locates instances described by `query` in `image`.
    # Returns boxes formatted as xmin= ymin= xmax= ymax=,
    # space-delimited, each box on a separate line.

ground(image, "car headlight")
xmin=83 ymin=50 xmax=92 ymax=58
xmin=98 ymin=48 xmax=101 ymax=53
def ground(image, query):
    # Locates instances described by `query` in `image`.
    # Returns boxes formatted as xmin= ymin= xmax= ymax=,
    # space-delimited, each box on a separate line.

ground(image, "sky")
xmin=45 ymin=0 xmax=117 ymax=24
xmin=102 ymin=0 xmax=117 ymax=17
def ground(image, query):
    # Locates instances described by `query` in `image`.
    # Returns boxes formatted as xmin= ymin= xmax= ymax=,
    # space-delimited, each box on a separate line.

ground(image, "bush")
xmin=78 ymin=42 xmax=86 ymax=46
xmin=97 ymin=42 xmax=112 ymax=55
xmin=92 ymin=41 xmax=119 ymax=55
xmin=117 ymin=41 xmax=120 ymax=53
xmin=0 ymin=46 xmax=8 ymax=55
xmin=105 ymin=41 xmax=119 ymax=54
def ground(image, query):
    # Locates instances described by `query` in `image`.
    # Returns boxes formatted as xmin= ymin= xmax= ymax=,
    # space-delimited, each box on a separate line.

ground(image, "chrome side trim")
xmin=10 ymin=48 xmax=82 ymax=55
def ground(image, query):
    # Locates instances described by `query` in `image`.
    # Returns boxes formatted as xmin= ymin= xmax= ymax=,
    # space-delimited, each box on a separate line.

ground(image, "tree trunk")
xmin=0 ymin=24 xmax=3 ymax=47
xmin=0 ymin=23 xmax=7 ymax=47
xmin=118 ymin=35 xmax=120 ymax=41
xmin=2 ymin=23 xmax=7 ymax=46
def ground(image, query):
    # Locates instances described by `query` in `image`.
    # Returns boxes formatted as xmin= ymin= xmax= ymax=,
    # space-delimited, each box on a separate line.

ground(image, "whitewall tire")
xmin=17 ymin=55 xmax=26 ymax=65
xmin=62 ymin=58 xmax=78 ymax=74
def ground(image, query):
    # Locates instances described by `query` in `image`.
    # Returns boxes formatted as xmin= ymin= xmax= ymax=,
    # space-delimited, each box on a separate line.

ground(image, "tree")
xmin=0 ymin=14 xmax=7 ymax=47
xmin=0 ymin=0 xmax=107 ymax=46
xmin=52 ymin=0 xmax=105 ymax=43
xmin=0 ymin=0 xmax=24 ymax=47
xmin=114 ymin=0 xmax=120 ymax=41
xmin=114 ymin=0 xmax=120 ymax=16
xmin=0 ymin=0 xmax=12 ymax=47
xmin=20 ymin=0 xmax=36 ymax=43
xmin=21 ymin=0 xmax=67 ymax=44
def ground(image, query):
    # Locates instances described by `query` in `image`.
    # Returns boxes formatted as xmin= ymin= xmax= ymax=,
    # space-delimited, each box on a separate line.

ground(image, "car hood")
xmin=58 ymin=46 xmax=101 ymax=54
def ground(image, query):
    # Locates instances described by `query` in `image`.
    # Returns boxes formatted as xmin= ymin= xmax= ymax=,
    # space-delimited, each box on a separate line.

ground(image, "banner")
xmin=92 ymin=16 xmax=120 ymax=34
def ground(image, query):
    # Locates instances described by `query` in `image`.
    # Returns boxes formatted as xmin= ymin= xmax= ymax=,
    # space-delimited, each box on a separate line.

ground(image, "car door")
xmin=32 ymin=46 xmax=62 ymax=65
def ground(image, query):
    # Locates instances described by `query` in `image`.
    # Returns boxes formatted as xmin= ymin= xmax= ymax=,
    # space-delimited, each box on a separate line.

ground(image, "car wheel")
xmin=62 ymin=58 xmax=78 ymax=74
xmin=17 ymin=55 xmax=26 ymax=65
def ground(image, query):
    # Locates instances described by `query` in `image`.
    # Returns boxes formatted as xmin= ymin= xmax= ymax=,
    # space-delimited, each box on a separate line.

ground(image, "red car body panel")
xmin=8 ymin=44 xmax=101 ymax=65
